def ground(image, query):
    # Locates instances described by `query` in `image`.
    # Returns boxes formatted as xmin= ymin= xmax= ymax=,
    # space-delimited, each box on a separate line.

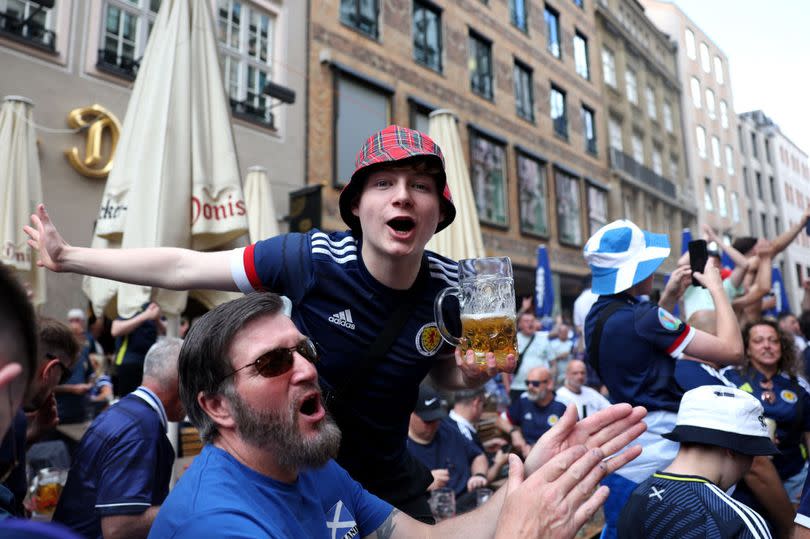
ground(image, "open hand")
xmin=24 ymin=204 xmax=70 ymax=272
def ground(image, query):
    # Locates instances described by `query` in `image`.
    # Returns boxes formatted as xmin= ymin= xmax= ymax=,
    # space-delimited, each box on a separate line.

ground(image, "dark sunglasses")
xmin=527 ymin=380 xmax=549 ymax=387
xmin=45 ymin=353 xmax=72 ymax=385
xmin=218 ymin=339 xmax=319 ymax=385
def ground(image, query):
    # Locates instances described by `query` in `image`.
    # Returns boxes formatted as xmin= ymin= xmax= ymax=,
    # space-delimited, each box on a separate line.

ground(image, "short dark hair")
xmin=0 ymin=265 xmax=38 ymax=388
xmin=179 ymin=293 xmax=284 ymax=443
xmin=453 ymin=387 xmax=485 ymax=406
xmin=732 ymin=237 xmax=758 ymax=256
xmin=38 ymin=318 xmax=80 ymax=368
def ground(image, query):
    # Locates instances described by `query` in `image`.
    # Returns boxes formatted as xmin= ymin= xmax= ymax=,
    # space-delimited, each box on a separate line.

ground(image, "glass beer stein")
xmin=434 ymin=257 xmax=517 ymax=369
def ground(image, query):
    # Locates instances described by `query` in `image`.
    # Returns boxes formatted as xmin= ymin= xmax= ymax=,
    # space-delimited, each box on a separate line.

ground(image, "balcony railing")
xmin=97 ymin=48 xmax=140 ymax=80
xmin=229 ymin=98 xmax=275 ymax=130
xmin=609 ymin=148 xmax=676 ymax=198
xmin=0 ymin=11 xmax=56 ymax=52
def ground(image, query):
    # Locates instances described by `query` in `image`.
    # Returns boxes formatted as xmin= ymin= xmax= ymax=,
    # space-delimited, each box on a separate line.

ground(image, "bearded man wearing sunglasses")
xmin=26 ymin=126 xmax=517 ymax=520
xmin=151 ymin=292 xmax=649 ymax=539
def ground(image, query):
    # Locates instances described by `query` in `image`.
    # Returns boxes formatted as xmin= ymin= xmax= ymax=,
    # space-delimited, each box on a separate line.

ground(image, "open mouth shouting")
xmin=386 ymin=216 xmax=416 ymax=237
xmin=299 ymin=392 xmax=325 ymax=423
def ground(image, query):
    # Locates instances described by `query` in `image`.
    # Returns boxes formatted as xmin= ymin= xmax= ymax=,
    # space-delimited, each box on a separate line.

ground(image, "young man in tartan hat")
xmin=26 ymin=125 xmax=515 ymax=519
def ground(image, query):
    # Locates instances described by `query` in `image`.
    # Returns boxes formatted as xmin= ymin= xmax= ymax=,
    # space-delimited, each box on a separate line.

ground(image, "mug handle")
xmin=434 ymin=287 xmax=461 ymax=347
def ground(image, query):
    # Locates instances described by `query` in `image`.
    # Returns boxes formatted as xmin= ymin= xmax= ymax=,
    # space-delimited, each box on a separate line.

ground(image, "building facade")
xmin=0 ymin=0 xmax=306 ymax=320
xmin=640 ymin=0 xmax=746 ymax=242
xmin=308 ymin=0 xmax=613 ymax=312
xmin=594 ymin=0 xmax=695 ymax=271
xmin=740 ymin=110 xmax=810 ymax=311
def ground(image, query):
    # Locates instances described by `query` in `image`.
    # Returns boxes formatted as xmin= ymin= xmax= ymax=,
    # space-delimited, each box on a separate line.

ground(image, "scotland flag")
xmin=325 ymin=500 xmax=359 ymax=539
xmin=535 ymin=245 xmax=554 ymax=318
xmin=764 ymin=266 xmax=792 ymax=317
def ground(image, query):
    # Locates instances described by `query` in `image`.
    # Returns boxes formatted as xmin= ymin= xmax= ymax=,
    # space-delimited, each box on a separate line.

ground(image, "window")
xmin=469 ymin=31 xmax=493 ymax=100
xmin=218 ymin=1 xmax=277 ymax=128
xmin=725 ymin=145 xmax=734 ymax=175
xmin=409 ymin=101 xmax=432 ymax=134
xmin=652 ymin=147 xmax=663 ymax=175
xmin=705 ymin=88 xmax=715 ymax=119
xmin=1 ymin=0 xmax=56 ymax=51
xmin=717 ymin=185 xmax=727 ymax=217
xmin=663 ymin=101 xmax=673 ymax=132
xmin=696 ymin=126 xmax=707 ymax=158
xmin=738 ymin=125 xmax=746 ymax=154
xmin=470 ymin=130 xmax=508 ymax=226
xmin=713 ymin=56 xmax=724 ymax=84
xmin=743 ymin=167 xmax=750 ymax=196
xmin=602 ymin=47 xmax=616 ymax=87
xmin=413 ymin=1 xmax=442 ymax=72
xmin=731 ymin=192 xmax=740 ymax=222
xmin=573 ymin=0 xmax=584 ymax=8
xmin=765 ymin=138 xmax=772 ymax=164
xmin=334 ymin=73 xmax=391 ymax=187
xmin=643 ymin=86 xmax=656 ymax=119
xmin=760 ymin=213 xmax=768 ymax=236
xmin=581 ymin=105 xmax=597 ymax=155
xmin=685 ymin=28 xmax=696 ymax=60
xmin=704 ymin=178 xmax=714 ymax=211
xmin=555 ymin=169 xmax=582 ymax=245
xmin=550 ymin=84 xmax=567 ymax=138
xmin=587 ymin=185 xmax=608 ymax=236
xmin=699 ymin=42 xmax=710 ymax=73
xmin=623 ymin=193 xmax=634 ymax=220
xmin=690 ymin=77 xmax=701 ymax=109
xmin=670 ymin=155 xmax=678 ymax=180
xmin=544 ymin=6 xmax=561 ymax=59
xmin=99 ymin=0 xmax=161 ymax=78
xmin=510 ymin=0 xmax=528 ymax=32
xmin=769 ymin=176 xmax=777 ymax=202
xmin=719 ymin=100 xmax=728 ymax=129
xmin=514 ymin=60 xmax=534 ymax=121
xmin=517 ymin=152 xmax=549 ymax=236
xmin=609 ymin=116 xmax=623 ymax=151
xmin=751 ymin=132 xmax=758 ymax=159
xmin=631 ymin=132 xmax=644 ymax=164
xmin=625 ymin=69 xmax=638 ymax=104
xmin=755 ymin=171 xmax=763 ymax=200
xmin=711 ymin=136 xmax=721 ymax=168
xmin=574 ymin=32 xmax=589 ymax=79
xmin=340 ymin=0 xmax=379 ymax=38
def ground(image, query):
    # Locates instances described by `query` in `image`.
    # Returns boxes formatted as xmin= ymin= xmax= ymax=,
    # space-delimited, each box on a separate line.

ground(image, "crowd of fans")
xmin=1 ymin=125 xmax=810 ymax=538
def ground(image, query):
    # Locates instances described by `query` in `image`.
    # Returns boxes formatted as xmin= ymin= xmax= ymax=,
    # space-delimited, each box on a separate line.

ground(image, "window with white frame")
xmin=711 ymin=136 xmax=721 ymax=168
xmin=690 ymin=77 xmax=701 ymax=109
xmin=720 ymin=100 xmax=728 ymax=129
xmin=631 ymin=132 xmax=644 ymax=164
xmin=725 ymin=145 xmax=734 ymax=175
xmin=652 ymin=147 xmax=662 ymax=175
xmin=609 ymin=116 xmax=623 ymax=151
xmin=731 ymin=192 xmax=740 ymax=222
xmin=98 ymin=0 xmax=161 ymax=77
xmin=218 ymin=0 xmax=277 ymax=128
xmin=696 ymin=125 xmax=707 ymax=158
xmin=699 ymin=42 xmax=710 ymax=73
xmin=713 ymin=56 xmax=724 ymax=84
xmin=1 ymin=0 xmax=57 ymax=50
xmin=705 ymin=88 xmax=715 ymax=119
xmin=717 ymin=184 xmax=727 ymax=217
xmin=663 ymin=101 xmax=673 ymax=132
xmin=645 ymin=85 xmax=656 ymax=119
xmin=625 ymin=69 xmax=637 ymax=104
xmin=602 ymin=47 xmax=616 ymax=87
xmin=684 ymin=28 xmax=696 ymax=59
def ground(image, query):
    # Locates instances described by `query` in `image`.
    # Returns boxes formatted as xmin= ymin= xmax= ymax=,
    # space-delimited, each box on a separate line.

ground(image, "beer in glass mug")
xmin=434 ymin=257 xmax=517 ymax=369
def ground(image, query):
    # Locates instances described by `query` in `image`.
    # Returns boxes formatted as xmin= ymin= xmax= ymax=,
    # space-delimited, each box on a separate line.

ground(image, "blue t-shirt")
xmin=507 ymin=395 xmax=567 ymax=445
xmin=114 ymin=313 xmax=157 ymax=367
xmin=53 ymin=389 xmax=174 ymax=539
xmin=407 ymin=418 xmax=483 ymax=496
xmin=56 ymin=332 xmax=95 ymax=424
xmin=230 ymin=230 xmax=457 ymax=482
xmin=149 ymin=445 xmax=393 ymax=538
xmin=0 ymin=519 xmax=82 ymax=539
xmin=796 ymin=470 xmax=810 ymax=529
xmin=674 ymin=359 xmax=735 ymax=392
xmin=584 ymin=294 xmax=695 ymax=412
xmin=723 ymin=369 xmax=810 ymax=479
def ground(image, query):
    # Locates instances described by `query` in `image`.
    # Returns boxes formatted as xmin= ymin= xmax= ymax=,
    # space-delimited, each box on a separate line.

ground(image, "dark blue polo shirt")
xmin=585 ymin=294 xmax=694 ymax=412
xmin=674 ymin=359 xmax=735 ymax=392
xmin=507 ymin=395 xmax=567 ymax=445
xmin=52 ymin=388 xmax=174 ymax=539
xmin=724 ymin=369 xmax=810 ymax=479
xmin=407 ymin=419 xmax=483 ymax=496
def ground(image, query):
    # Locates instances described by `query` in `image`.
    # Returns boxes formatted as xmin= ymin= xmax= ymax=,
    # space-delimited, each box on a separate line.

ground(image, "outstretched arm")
xmin=771 ymin=207 xmax=810 ymax=256
xmin=25 ymin=204 xmax=237 ymax=291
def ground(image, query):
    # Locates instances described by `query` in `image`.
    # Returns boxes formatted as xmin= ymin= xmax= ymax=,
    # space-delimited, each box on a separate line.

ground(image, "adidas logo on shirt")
xmin=329 ymin=309 xmax=355 ymax=330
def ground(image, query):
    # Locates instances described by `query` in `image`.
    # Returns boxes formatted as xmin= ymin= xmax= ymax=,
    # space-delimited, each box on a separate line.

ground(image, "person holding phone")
xmin=583 ymin=219 xmax=744 ymax=539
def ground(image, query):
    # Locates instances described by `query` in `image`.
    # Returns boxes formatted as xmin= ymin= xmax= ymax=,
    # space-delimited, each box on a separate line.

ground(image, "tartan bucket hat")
xmin=338 ymin=125 xmax=456 ymax=233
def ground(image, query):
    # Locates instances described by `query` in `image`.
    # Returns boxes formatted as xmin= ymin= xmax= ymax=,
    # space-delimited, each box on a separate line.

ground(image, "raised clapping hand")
xmin=455 ymin=349 xmax=517 ymax=386
xmin=23 ymin=204 xmax=69 ymax=272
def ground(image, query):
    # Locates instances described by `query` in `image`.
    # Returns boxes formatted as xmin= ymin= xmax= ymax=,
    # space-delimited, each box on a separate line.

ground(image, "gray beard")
xmin=525 ymin=390 xmax=546 ymax=402
xmin=226 ymin=388 xmax=342 ymax=470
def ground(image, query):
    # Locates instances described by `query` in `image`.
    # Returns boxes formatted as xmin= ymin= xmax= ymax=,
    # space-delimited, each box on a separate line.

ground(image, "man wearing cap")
xmin=407 ymin=386 xmax=489 ymax=513
xmin=583 ymin=219 xmax=744 ymax=539
xmin=618 ymin=385 xmax=776 ymax=538
xmin=25 ymin=125 xmax=514 ymax=519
